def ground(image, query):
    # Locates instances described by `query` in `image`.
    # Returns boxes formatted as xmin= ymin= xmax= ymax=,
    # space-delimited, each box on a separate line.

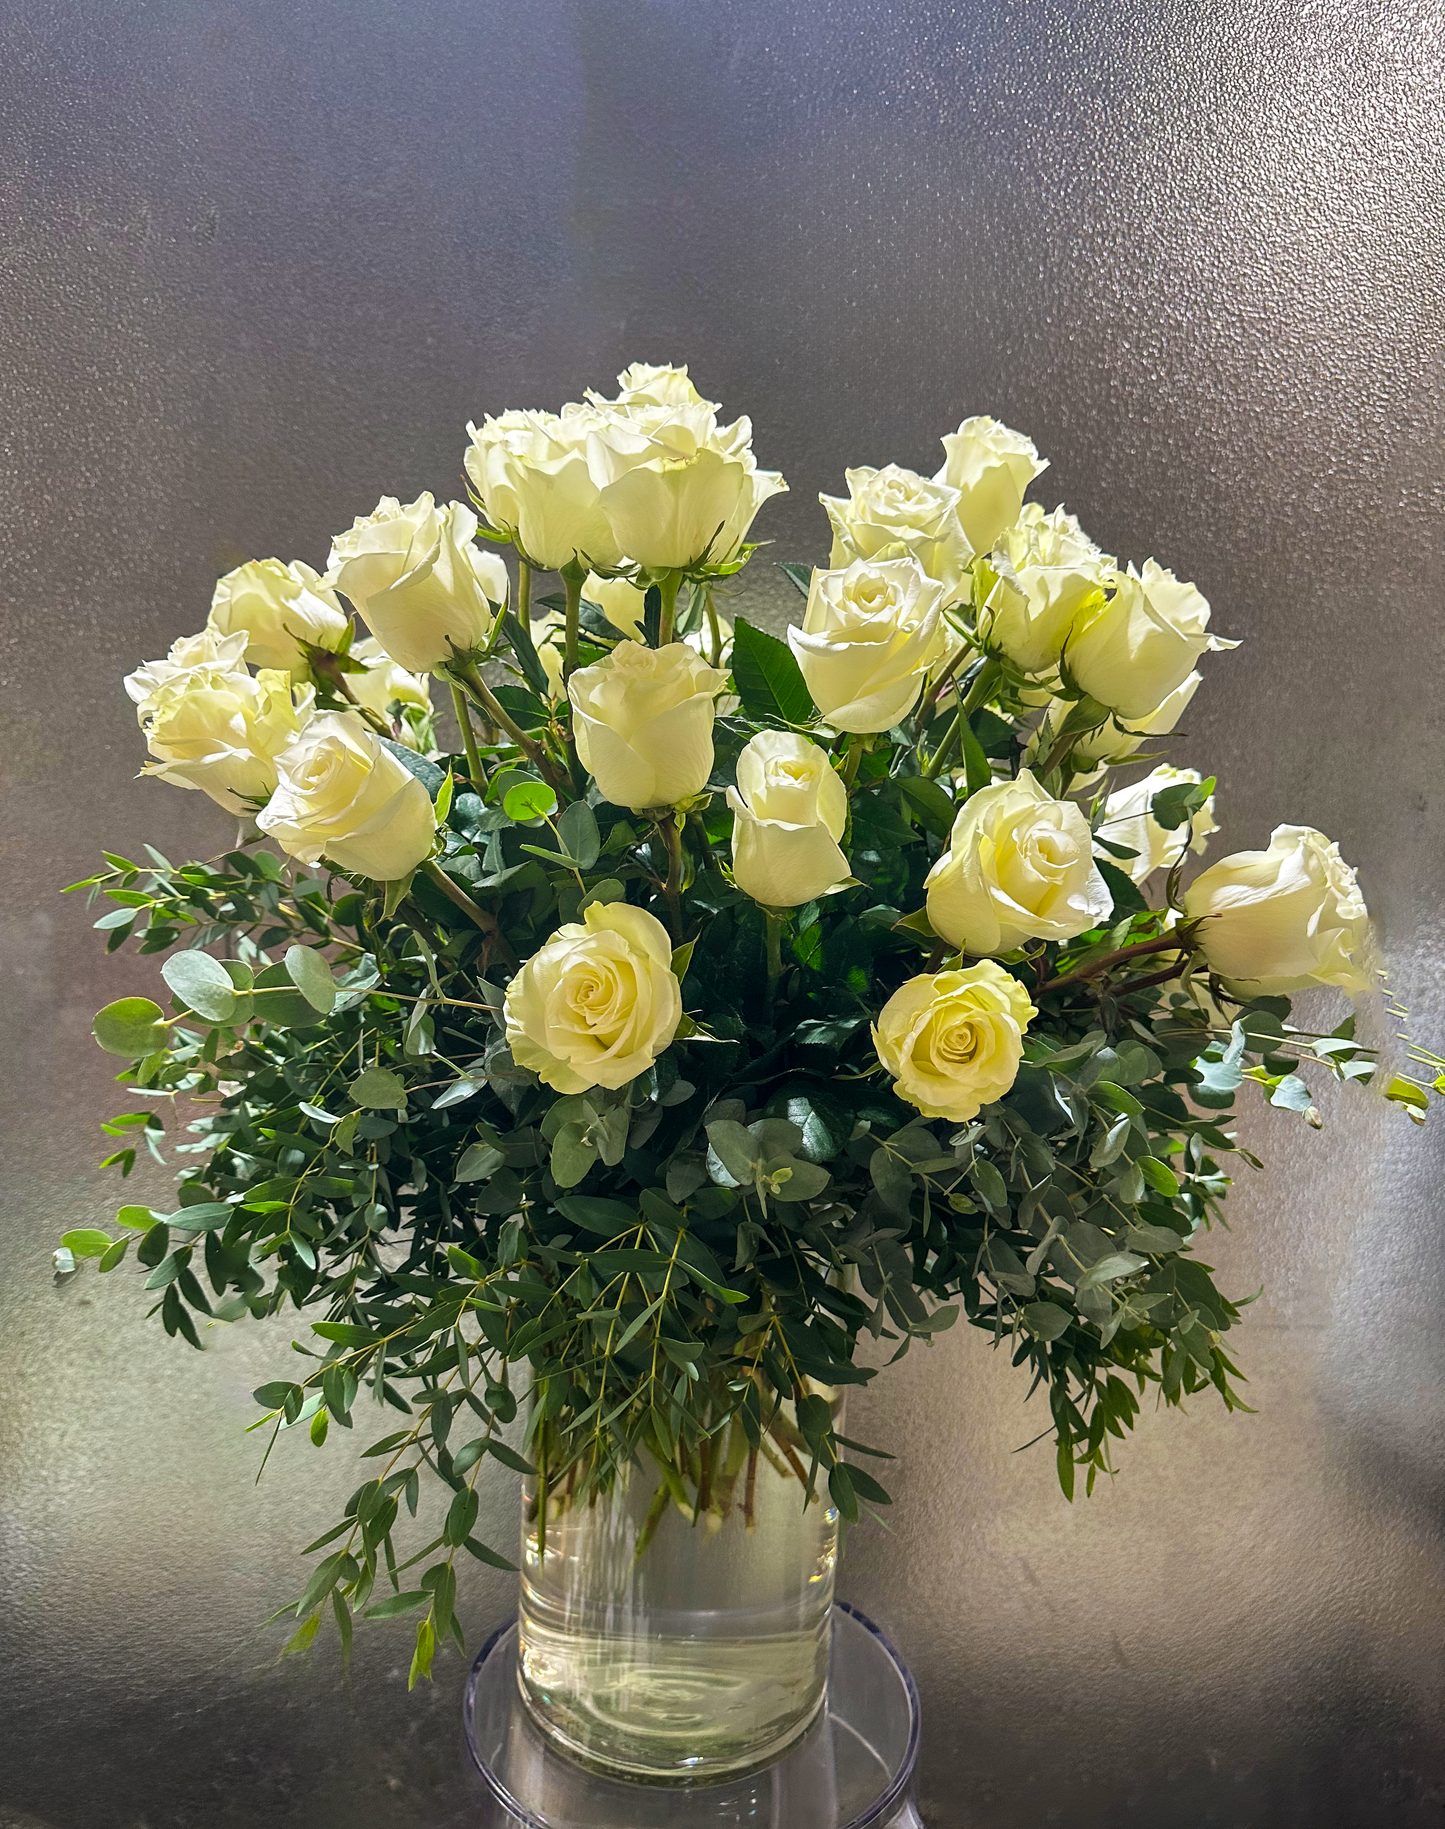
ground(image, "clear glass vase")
xmin=517 ymin=1400 xmax=841 ymax=1781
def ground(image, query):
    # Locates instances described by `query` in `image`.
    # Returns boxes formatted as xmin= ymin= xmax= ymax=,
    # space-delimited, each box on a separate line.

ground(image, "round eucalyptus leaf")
xmin=161 ymin=950 xmax=238 ymax=1023
xmin=93 ymin=996 xmax=169 ymax=1058
xmin=503 ymin=780 xmax=558 ymax=824
xmin=285 ymin=944 xmax=338 ymax=1014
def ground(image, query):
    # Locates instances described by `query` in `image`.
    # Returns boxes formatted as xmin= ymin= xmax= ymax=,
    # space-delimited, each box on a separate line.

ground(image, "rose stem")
xmin=921 ymin=659 xmax=1001 ymax=780
xmin=658 ymin=816 xmax=685 ymax=939
xmin=704 ymin=586 xmax=724 ymax=668
xmin=765 ymin=911 xmax=785 ymax=1008
xmin=743 ymin=1446 xmax=759 ymax=1532
xmin=655 ymin=569 xmax=682 ymax=645
xmin=446 ymin=655 xmax=568 ymax=796
xmin=838 ymin=732 xmax=867 ymax=790
xmin=516 ymin=557 xmax=531 ymax=626
xmin=449 ymin=684 xmax=487 ymax=793
xmin=913 ymin=639 xmax=972 ymax=736
xmin=417 ymin=860 xmax=516 ymax=965
xmin=307 ymin=649 xmax=391 ymax=737
xmin=1039 ymin=929 xmax=1195 ymax=995
xmin=560 ymin=563 xmax=585 ymax=682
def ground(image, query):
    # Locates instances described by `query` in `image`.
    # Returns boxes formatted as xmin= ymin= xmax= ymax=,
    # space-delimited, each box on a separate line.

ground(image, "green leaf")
xmin=730 ymin=617 xmax=817 ymax=726
xmin=311 ymin=1321 xmax=383 ymax=1347
xmin=706 ymin=1119 xmax=758 ymax=1185
xmin=363 ymin=1589 xmax=431 ymax=1620
xmin=504 ymin=780 xmax=558 ymax=824
xmin=484 ymin=1439 xmax=537 ymax=1475
xmin=1138 ymin=1157 xmax=1180 ymax=1198
xmin=161 ymin=950 xmax=238 ymax=1022
xmin=552 ymin=1196 xmax=638 ymax=1237
xmin=1096 ymin=859 xmax=1148 ymax=918
xmin=957 ymin=713 xmax=992 ymax=798
xmin=350 ymin=1066 xmax=407 ymax=1110
xmin=93 ymin=997 xmax=169 ymax=1059
xmin=501 ymin=609 xmax=550 ymax=698
xmin=463 ymin=1535 xmax=519 ymax=1571
xmin=779 ymin=561 xmax=813 ymax=597
xmin=455 ymin=1141 xmax=504 ymax=1182
xmin=60 ymin=1228 xmax=115 ymax=1259
xmin=381 ymin=738 xmax=447 ymax=797
xmin=1022 ymin=1301 xmax=1071 ymax=1341
xmin=557 ymin=799 xmax=601 ymax=871
xmin=897 ymin=774 xmax=955 ymax=838
xmin=284 ymin=944 xmax=338 ymax=1014
xmin=669 ymin=937 xmax=696 ymax=982
xmin=1126 ymin=1222 xmax=1185 ymax=1254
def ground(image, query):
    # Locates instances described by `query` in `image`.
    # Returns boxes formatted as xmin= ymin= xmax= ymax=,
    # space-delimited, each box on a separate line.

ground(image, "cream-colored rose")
xmin=934 ymin=416 xmax=1048 ymax=556
xmin=1182 ymin=825 xmax=1372 ymax=996
xmin=1064 ymin=670 xmax=1203 ymax=773
xmin=466 ymin=406 xmax=624 ymax=573
xmin=607 ymin=361 xmax=718 ymax=410
xmin=873 ymin=960 xmax=1036 ymax=1122
xmin=257 ymin=711 xmax=437 ymax=881
xmin=727 ymin=731 xmax=850 ymax=907
xmin=124 ymin=627 xmax=251 ymax=702
xmin=207 ymin=559 xmax=350 ymax=680
xmin=133 ymin=657 xmax=313 ymax=814
xmin=789 ymin=557 xmax=949 ymax=734
xmin=1065 ymin=560 xmax=1237 ymax=722
xmin=584 ymin=571 xmax=648 ymax=639
xmin=980 ymin=504 xmax=1109 ymax=675
xmin=1100 ymin=765 xmax=1218 ymax=883
xmin=568 ymin=640 xmax=726 ymax=810
xmin=504 ymin=900 xmax=682 ymax=1094
xmin=926 ymin=769 xmax=1111 ymax=954
xmin=584 ymin=401 xmax=787 ymax=571
xmin=529 ymin=612 xmax=567 ymax=700
xmin=327 ymin=495 xmax=506 ymax=676
xmin=348 ymin=636 xmax=434 ymax=747
xmin=820 ymin=464 xmax=970 ymax=599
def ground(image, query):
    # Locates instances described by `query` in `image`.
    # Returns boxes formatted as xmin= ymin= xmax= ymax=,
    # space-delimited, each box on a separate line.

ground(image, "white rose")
xmin=1182 ymin=825 xmax=1373 ymax=997
xmin=568 ymin=640 xmax=727 ymax=811
xmin=207 ymin=559 xmax=350 ymax=680
xmin=727 ymin=731 xmax=850 ymax=908
xmin=134 ymin=660 xmax=313 ymax=814
xmin=584 ymin=402 xmax=787 ymax=571
xmin=584 ymin=571 xmax=648 ymax=639
xmin=327 ymin=494 xmax=506 ymax=676
xmin=789 ymin=557 xmax=950 ymax=733
xmin=934 ymin=416 xmax=1048 ymax=556
xmin=873 ymin=960 xmax=1037 ymax=1122
xmin=348 ymin=636 xmax=434 ymax=747
xmin=257 ymin=711 xmax=437 ymax=881
xmin=529 ymin=612 xmax=566 ymax=700
xmin=124 ymin=627 xmax=251 ymax=703
xmin=1064 ymin=670 xmax=1203 ymax=773
xmin=1065 ymin=560 xmax=1237 ymax=721
xmin=979 ymin=504 xmax=1110 ymax=675
xmin=466 ymin=406 xmax=624 ymax=573
xmin=926 ymin=769 xmax=1111 ymax=954
xmin=820 ymin=464 xmax=970 ymax=599
xmin=504 ymin=900 xmax=682 ymax=1094
xmin=606 ymin=361 xmax=718 ymax=410
xmin=1099 ymin=765 xmax=1218 ymax=883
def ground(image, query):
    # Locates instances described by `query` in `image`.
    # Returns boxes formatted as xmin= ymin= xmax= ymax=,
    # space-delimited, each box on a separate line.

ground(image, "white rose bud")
xmin=1182 ymin=825 xmax=1373 ymax=997
xmin=926 ymin=769 xmax=1111 ymax=954
xmin=585 ymin=402 xmax=787 ymax=571
xmin=934 ymin=416 xmax=1048 ymax=556
xmin=1065 ymin=670 xmax=1203 ymax=774
xmin=789 ymin=557 xmax=950 ymax=734
xmin=133 ymin=659 xmax=313 ymax=814
xmin=568 ymin=640 xmax=726 ymax=811
xmin=207 ymin=559 xmax=350 ymax=680
xmin=327 ymin=494 xmax=506 ymax=676
xmin=124 ymin=627 xmax=251 ymax=703
xmin=727 ymin=731 xmax=850 ymax=908
xmin=1100 ymin=765 xmax=1218 ymax=883
xmin=820 ymin=464 xmax=970 ymax=599
xmin=1065 ymin=560 xmax=1237 ymax=722
xmin=979 ymin=504 xmax=1110 ymax=675
xmin=504 ymin=901 xmax=682 ymax=1094
xmin=348 ymin=636 xmax=434 ymax=748
xmin=466 ymin=406 xmax=624 ymax=573
xmin=873 ymin=960 xmax=1037 ymax=1122
xmin=257 ymin=711 xmax=437 ymax=882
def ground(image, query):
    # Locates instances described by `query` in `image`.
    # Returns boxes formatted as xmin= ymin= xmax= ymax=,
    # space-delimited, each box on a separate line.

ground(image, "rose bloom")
xmin=873 ymin=960 xmax=1037 ymax=1122
xmin=504 ymin=901 xmax=682 ymax=1094
xmin=789 ymin=557 xmax=949 ymax=733
xmin=1183 ymin=825 xmax=1373 ymax=996
xmin=728 ymin=730 xmax=850 ymax=908
xmin=1065 ymin=560 xmax=1237 ymax=722
xmin=327 ymin=494 xmax=506 ymax=675
xmin=926 ymin=769 xmax=1111 ymax=954
xmin=466 ymin=405 xmax=624 ymax=573
xmin=1099 ymin=765 xmax=1218 ymax=883
xmin=933 ymin=415 xmax=1048 ymax=557
xmin=1052 ymin=670 xmax=1203 ymax=778
xmin=980 ymin=503 xmax=1110 ymax=676
xmin=207 ymin=558 xmax=350 ymax=680
xmin=125 ymin=627 xmax=251 ymax=703
xmin=131 ymin=651 xmax=313 ymax=814
xmin=257 ymin=711 xmax=437 ymax=882
xmin=347 ymin=636 xmax=433 ymax=748
xmin=568 ymin=640 xmax=726 ymax=811
xmin=820 ymin=464 xmax=971 ymax=599
xmin=606 ymin=360 xmax=718 ymax=411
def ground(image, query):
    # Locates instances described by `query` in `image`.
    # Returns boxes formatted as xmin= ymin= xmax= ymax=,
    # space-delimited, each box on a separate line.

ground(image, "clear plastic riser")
xmin=462 ymin=1602 xmax=923 ymax=1828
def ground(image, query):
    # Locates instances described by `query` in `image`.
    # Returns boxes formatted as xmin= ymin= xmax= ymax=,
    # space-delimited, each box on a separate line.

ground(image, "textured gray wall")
xmin=2 ymin=2 xmax=1443 ymax=1824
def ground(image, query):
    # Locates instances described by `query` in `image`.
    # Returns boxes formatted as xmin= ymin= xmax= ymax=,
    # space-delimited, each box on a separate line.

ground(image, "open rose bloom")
xmin=77 ymin=362 xmax=1440 ymax=1745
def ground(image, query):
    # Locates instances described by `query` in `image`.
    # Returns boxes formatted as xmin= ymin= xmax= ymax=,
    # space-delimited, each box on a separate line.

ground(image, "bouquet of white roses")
xmin=60 ymin=360 xmax=1441 ymax=1688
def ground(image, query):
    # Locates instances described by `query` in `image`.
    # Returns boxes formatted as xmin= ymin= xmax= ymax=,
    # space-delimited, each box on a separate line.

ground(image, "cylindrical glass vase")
xmin=517 ymin=1402 xmax=840 ymax=1781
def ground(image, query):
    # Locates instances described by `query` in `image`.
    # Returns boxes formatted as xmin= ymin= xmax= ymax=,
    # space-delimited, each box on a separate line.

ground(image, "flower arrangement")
xmin=60 ymin=361 xmax=1441 ymax=1691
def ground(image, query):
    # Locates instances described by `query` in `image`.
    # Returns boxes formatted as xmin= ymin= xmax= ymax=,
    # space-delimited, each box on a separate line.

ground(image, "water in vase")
xmin=518 ymin=1415 xmax=840 ymax=1780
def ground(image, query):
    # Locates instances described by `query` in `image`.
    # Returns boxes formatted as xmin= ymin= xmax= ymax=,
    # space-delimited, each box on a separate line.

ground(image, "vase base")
xmin=463 ymin=1601 xmax=922 ymax=1827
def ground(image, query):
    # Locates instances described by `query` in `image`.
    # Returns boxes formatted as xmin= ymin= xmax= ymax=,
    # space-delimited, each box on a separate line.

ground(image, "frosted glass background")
xmin=2 ymin=2 xmax=1442 ymax=1824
